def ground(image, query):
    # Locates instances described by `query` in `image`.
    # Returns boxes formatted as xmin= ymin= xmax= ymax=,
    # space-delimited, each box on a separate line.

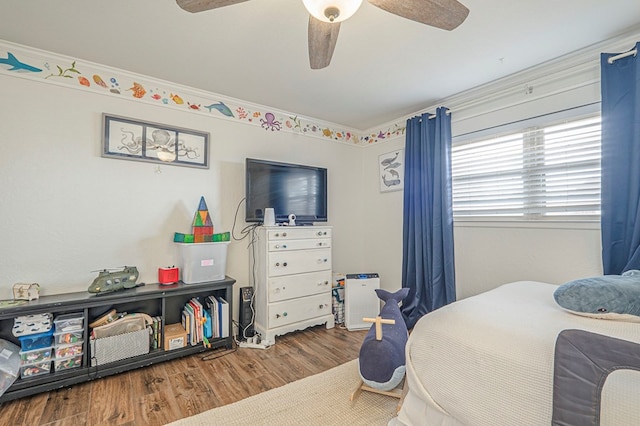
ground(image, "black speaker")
xmin=238 ymin=286 xmax=255 ymax=339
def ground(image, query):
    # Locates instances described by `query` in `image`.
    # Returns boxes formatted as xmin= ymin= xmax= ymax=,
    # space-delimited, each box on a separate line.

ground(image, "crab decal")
xmin=260 ymin=112 xmax=282 ymax=131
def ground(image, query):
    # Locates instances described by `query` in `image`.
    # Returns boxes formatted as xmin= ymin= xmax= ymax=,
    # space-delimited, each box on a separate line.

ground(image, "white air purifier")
xmin=344 ymin=273 xmax=380 ymax=331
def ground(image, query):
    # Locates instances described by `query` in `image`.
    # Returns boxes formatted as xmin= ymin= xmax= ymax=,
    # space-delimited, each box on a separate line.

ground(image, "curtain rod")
xmin=607 ymin=49 xmax=637 ymax=64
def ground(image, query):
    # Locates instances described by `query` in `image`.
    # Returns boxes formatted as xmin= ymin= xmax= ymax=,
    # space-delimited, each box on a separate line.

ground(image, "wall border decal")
xmin=0 ymin=39 xmax=406 ymax=146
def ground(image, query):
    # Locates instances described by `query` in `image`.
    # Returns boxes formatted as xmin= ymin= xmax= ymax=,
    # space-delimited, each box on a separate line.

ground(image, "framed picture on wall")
xmin=379 ymin=149 xmax=404 ymax=192
xmin=102 ymin=114 xmax=210 ymax=169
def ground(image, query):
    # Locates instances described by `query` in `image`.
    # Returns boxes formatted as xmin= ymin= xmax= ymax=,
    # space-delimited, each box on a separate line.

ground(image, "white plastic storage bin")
xmin=175 ymin=242 xmax=229 ymax=284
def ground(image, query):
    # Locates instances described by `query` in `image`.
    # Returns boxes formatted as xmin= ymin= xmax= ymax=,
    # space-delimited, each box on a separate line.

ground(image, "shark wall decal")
xmin=0 ymin=52 xmax=42 ymax=73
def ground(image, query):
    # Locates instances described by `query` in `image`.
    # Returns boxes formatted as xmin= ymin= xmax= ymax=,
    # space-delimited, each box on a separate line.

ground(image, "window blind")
xmin=451 ymin=114 xmax=601 ymax=218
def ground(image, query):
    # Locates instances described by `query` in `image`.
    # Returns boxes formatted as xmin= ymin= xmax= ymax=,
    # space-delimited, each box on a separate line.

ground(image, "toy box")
xmin=175 ymin=242 xmax=229 ymax=284
xmin=54 ymin=341 xmax=84 ymax=359
xmin=18 ymin=329 xmax=54 ymax=352
xmin=90 ymin=328 xmax=149 ymax=366
xmin=54 ymin=329 xmax=83 ymax=345
xmin=19 ymin=346 xmax=53 ymax=364
xmin=54 ymin=355 xmax=82 ymax=372
xmin=54 ymin=312 xmax=84 ymax=332
xmin=0 ymin=340 xmax=21 ymax=398
xmin=12 ymin=313 xmax=52 ymax=337
xmin=20 ymin=361 xmax=51 ymax=379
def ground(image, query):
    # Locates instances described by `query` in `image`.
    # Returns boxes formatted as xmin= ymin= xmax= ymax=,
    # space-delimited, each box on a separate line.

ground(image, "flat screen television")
xmin=245 ymin=158 xmax=328 ymax=225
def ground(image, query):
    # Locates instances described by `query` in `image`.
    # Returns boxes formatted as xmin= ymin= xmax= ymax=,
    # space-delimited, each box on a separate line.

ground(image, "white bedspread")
xmin=396 ymin=281 xmax=640 ymax=426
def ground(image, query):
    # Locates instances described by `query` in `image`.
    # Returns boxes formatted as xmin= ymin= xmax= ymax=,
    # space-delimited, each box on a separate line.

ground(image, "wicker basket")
xmin=90 ymin=328 xmax=149 ymax=366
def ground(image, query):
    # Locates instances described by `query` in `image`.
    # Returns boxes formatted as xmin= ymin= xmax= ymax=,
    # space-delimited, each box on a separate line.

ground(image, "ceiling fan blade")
xmin=308 ymin=16 xmax=341 ymax=70
xmin=368 ymin=0 xmax=469 ymax=30
xmin=176 ymin=0 xmax=250 ymax=13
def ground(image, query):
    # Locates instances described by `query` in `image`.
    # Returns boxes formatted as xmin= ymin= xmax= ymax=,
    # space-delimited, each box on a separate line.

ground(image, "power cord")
xmin=200 ymin=341 xmax=238 ymax=361
xmin=231 ymin=197 xmax=260 ymax=241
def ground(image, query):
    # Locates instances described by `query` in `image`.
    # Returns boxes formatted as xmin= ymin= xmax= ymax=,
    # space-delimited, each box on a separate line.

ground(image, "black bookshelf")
xmin=0 ymin=278 xmax=235 ymax=403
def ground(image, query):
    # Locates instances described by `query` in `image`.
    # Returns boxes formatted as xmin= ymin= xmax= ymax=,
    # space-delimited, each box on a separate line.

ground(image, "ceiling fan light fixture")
xmin=302 ymin=0 xmax=363 ymax=23
xmin=157 ymin=150 xmax=177 ymax=162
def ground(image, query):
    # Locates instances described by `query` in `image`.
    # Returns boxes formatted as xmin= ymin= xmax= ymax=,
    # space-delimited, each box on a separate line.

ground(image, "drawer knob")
xmin=282 ymin=232 xmax=287 ymax=237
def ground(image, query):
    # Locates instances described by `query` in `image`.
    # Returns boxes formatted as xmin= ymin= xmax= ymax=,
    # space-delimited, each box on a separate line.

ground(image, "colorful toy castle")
xmin=174 ymin=196 xmax=229 ymax=243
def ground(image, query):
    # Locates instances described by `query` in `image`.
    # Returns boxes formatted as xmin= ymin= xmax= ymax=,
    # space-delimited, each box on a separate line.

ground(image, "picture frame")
xmin=102 ymin=114 xmax=210 ymax=169
xmin=379 ymin=149 xmax=404 ymax=192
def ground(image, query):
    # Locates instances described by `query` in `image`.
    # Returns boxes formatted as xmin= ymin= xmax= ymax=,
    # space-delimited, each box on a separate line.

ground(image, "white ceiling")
xmin=1 ymin=0 xmax=639 ymax=130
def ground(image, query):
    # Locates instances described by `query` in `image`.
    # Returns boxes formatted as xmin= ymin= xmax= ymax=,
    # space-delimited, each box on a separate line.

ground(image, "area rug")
xmin=167 ymin=359 xmax=399 ymax=426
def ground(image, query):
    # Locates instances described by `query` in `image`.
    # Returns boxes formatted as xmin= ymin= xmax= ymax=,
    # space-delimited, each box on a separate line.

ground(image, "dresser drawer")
xmin=268 ymin=248 xmax=331 ymax=277
xmin=268 ymin=271 xmax=331 ymax=303
xmin=268 ymin=238 xmax=330 ymax=252
xmin=268 ymin=293 xmax=332 ymax=328
xmin=267 ymin=228 xmax=331 ymax=241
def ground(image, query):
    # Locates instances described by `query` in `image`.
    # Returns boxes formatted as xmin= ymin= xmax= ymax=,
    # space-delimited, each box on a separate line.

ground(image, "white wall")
xmin=3 ymin=28 xmax=637 ymax=319
xmin=0 ymin=74 xmax=366 ymax=319
xmin=361 ymin=30 xmax=640 ymax=298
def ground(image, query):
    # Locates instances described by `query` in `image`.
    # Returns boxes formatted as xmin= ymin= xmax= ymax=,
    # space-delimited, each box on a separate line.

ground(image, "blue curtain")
xmin=401 ymin=107 xmax=456 ymax=329
xmin=601 ymin=42 xmax=640 ymax=274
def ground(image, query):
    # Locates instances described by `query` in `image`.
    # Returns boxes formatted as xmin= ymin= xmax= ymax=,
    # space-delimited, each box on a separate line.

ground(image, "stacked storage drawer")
xmin=13 ymin=314 xmax=54 ymax=379
xmin=52 ymin=313 xmax=84 ymax=372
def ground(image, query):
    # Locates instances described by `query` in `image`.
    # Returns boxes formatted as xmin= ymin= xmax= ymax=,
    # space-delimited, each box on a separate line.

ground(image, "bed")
xmin=394 ymin=281 xmax=640 ymax=426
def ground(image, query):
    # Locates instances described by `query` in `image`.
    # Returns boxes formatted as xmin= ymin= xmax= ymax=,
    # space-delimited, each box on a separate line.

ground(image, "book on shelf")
xmin=181 ymin=308 xmax=191 ymax=344
xmin=216 ymin=296 xmax=230 ymax=338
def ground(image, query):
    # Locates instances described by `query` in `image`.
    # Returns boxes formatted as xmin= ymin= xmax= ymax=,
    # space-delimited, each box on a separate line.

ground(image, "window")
xmin=451 ymin=112 xmax=601 ymax=219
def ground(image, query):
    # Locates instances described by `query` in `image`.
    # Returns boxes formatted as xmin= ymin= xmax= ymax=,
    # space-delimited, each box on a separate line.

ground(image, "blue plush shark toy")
xmin=358 ymin=288 xmax=410 ymax=391
xmin=553 ymin=270 xmax=640 ymax=322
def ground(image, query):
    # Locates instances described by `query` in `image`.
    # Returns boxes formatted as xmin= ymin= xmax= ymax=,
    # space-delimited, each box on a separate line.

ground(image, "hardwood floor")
xmin=0 ymin=325 xmax=367 ymax=426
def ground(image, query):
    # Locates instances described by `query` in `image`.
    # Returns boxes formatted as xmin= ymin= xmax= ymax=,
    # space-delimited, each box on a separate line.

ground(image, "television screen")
xmin=245 ymin=158 xmax=328 ymax=224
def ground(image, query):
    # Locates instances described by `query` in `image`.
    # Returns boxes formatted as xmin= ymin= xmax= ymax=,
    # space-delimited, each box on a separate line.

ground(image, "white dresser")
xmin=250 ymin=226 xmax=335 ymax=345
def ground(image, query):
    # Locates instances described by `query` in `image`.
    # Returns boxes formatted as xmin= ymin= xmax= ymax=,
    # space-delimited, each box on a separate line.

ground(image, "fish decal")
xmin=0 ymin=52 xmax=42 ymax=72
xmin=78 ymin=76 xmax=90 ymax=87
xmin=382 ymin=174 xmax=401 ymax=187
xmin=380 ymin=152 xmax=399 ymax=167
xmin=128 ymin=82 xmax=146 ymax=98
xmin=204 ymin=102 xmax=234 ymax=117
xmin=151 ymin=94 xmax=162 ymax=100
xmin=388 ymin=169 xmax=400 ymax=178
xmin=170 ymin=93 xmax=184 ymax=104
xmin=93 ymin=74 xmax=107 ymax=88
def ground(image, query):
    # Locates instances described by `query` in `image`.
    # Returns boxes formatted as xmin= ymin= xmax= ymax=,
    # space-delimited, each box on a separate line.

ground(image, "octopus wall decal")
xmin=118 ymin=128 xmax=200 ymax=159
xmin=260 ymin=112 xmax=282 ymax=131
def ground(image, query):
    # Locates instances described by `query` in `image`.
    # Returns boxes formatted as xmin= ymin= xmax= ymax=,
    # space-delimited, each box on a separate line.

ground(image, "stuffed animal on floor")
xmin=358 ymin=288 xmax=409 ymax=391
xmin=553 ymin=269 xmax=640 ymax=322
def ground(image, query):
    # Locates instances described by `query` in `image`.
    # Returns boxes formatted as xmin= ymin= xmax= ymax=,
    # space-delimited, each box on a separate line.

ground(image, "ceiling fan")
xmin=176 ymin=0 xmax=469 ymax=69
